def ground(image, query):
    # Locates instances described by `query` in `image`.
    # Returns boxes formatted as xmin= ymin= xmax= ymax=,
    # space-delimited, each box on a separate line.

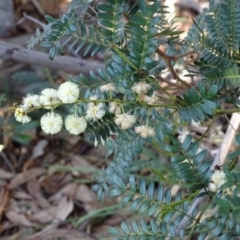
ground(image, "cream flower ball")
xmin=86 ymin=103 xmax=105 ymax=121
xmin=209 ymin=169 xmax=227 ymax=192
xmin=100 ymin=83 xmax=115 ymax=92
xmin=58 ymin=82 xmax=80 ymax=103
xmin=211 ymin=170 xmax=226 ymax=184
xmin=209 ymin=182 xmax=217 ymax=192
xmin=131 ymin=81 xmax=151 ymax=94
xmin=40 ymin=112 xmax=63 ymax=134
xmin=22 ymin=94 xmax=40 ymax=110
xmin=143 ymin=91 xmax=159 ymax=104
xmin=114 ymin=113 xmax=136 ymax=129
xmin=135 ymin=125 xmax=155 ymax=138
xmin=109 ymin=102 xmax=121 ymax=115
xmin=15 ymin=107 xmax=31 ymax=124
xmin=39 ymin=88 xmax=60 ymax=108
xmin=65 ymin=114 xmax=87 ymax=135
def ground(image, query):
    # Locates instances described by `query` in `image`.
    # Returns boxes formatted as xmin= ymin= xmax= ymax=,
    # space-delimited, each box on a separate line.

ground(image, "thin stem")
xmin=157 ymin=76 xmax=186 ymax=89
xmin=198 ymin=115 xmax=218 ymax=142
xmin=73 ymin=203 xmax=121 ymax=226
xmin=74 ymin=103 xmax=77 ymax=115
xmin=146 ymin=76 xmax=177 ymax=102
xmin=43 ymin=68 xmax=55 ymax=86
xmin=24 ymin=98 xmax=177 ymax=114
xmin=109 ymin=90 xmax=113 ymax=100
xmin=215 ymin=108 xmax=240 ymax=114
xmin=174 ymin=51 xmax=194 ymax=59
xmin=156 ymin=49 xmax=190 ymax=88
xmin=121 ymin=104 xmax=125 ymax=113
xmin=113 ymin=46 xmax=138 ymax=71
xmin=89 ymin=5 xmax=98 ymax=15
xmin=187 ymin=198 xmax=211 ymax=240
xmin=223 ymin=114 xmax=239 ymax=133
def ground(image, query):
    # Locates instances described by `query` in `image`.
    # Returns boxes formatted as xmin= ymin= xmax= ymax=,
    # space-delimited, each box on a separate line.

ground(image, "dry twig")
xmin=0 ymin=40 xmax=105 ymax=75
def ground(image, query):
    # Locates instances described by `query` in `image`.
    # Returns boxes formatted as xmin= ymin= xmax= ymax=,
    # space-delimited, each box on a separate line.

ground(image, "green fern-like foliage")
xmin=23 ymin=0 xmax=240 ymax=239
xmin=178 ymin=83 xmax=218 ymax=123
xmin=186 ymin=0 xmax=240 ymax=90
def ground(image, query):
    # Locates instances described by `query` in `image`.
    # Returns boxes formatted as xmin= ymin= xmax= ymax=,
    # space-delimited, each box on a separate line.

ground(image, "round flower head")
xmin=114 ymin=113 xmax=136 ymax=130
xmin=209 ymin=182 xmax=217 ymax=192
xmin=144 ymin=91 xmax=159 ymax=104
xmin=22 ymin=94 xmax=40 ymax=110
xmin=135 ymin=125 xmax=155 ymax=138
xmin=209 ymin=169 xmax=227 ymax=192
xmin=39 ymin=88 xmax=60 ymax=109
xmin=15 ymin=107 xmax=31 ymax=124
xmin=58 ymin=82 xmax=80 ymax=103
xmin=211 ymin=170 xmax=226 ymax=184
xmin=86 ymin=103 xmax=105 ymax=121
xmin=100 ymin=83 xmax=115 ymax=92
xmin=65 ymin=114 xmax=87 ymax=135
xmin=131 ymin=81 xmax=151 ymax=94
xmin=40 ymin=112 xmax=63 ymax=134
xmin=109 ymin=102 xmax=121 ymax=115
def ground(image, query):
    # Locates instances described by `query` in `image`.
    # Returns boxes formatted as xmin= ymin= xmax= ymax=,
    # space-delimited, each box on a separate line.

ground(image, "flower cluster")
xmin=22 ymin=94 xmax=41 ymax=109
xmin=113 ymin=112 xmax=155 ymax=137
xmin=135 ymin=125 xmax=155 ymax=138
xmin=109 ymin=102 xmax=121 ymax=115
xmin=13 ymin=79 xmax=157 ymax=139
xmin=15 ymin=81 xmax=80 ymax=123
xmin=40 ymin=112 xmax=63 ymax=135
xmin=15 ymin=107 xmax=31 ymax=124
xmin=100 ymin=83 xmax=115 ymax=92
xmin=114 ymin=113 xmax=136 ymax=130
xmin=65 ymin=114 xmax=87 ymax=135
xmin=86 ymin=102 xmax=105 ymax=122
xmin=143 ymin=91 xmax=159 ymax=104
xmin=209 ymin=169 xmax=237 ymax=195
xmin=209 ymin=169 xmax=226 ymax=192
xmin=58 ymin=82 xmax=80 ymax=103
xmin=40 ymin=88 xmax=60 ymax=108
xmin=14 ymin=81 xmax=87 ymax=135
xmin=131 ymin=81 xmax=151 ymax=94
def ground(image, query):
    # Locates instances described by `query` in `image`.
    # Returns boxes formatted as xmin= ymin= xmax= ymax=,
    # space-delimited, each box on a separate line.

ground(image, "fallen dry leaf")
xmin=75 ymin=184 xmax=99 ymax=212
xmin=5 ymin=210 xmax=36 ymax=227
xmin=25 ymin=225 xmax=94 ymax=240
xmin=0 ymin=168 xmax=14 ymax=179
xmin=28 ymin=205 xmax=57 ymax=223
xmin=0 ymin=233 xmax=22 ymax=240
xmin=12 ymin=190 xmax=32 ymax=200
xmin=7 ymin=199 xmax=20 ymax=213
xmin=54 ymin=196 xmax=73 ymax=222
xmin=49 ymin=182 xmax=78 ymax=204
xmin=29 ymin=139 xmax=48 ymax=160
xmin=27 ymin=178 xmax=50 ymax=208
xmin=25 ymin=194 xmax=74 ymax=224
xmin=25 ymin=199 xmax=41 ymax=215
xmin=9 ymin=168 xmax=45 ymax=189
xmin=40 ymin=172 xmax=72 ymax=195
xmin=0 ymin=186 xmax=10 ymax=221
